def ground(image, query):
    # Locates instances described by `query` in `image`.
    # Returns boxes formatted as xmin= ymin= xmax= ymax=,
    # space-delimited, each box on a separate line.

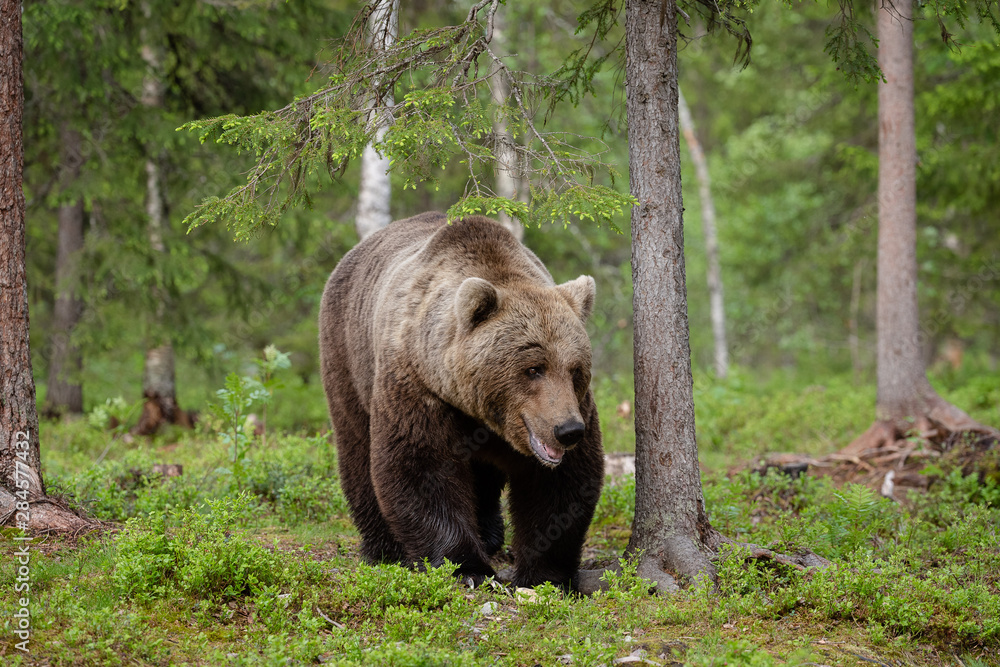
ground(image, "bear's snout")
xmin=554 ymin=419 xmax=586 ymax=447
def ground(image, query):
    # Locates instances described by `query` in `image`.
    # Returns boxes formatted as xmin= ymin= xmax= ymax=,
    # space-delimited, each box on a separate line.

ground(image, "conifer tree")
xmin=1 ymin=0 xmax=90 ymax=531
xmin=186 ymin=0 xmax=999 ymax=588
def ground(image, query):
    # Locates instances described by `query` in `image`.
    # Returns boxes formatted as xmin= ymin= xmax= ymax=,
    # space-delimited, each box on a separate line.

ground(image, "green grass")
xmin=3 ymin=367 xmax=999 ymax=665
xmin=599 ymin=365 xmax=1000 ymax=463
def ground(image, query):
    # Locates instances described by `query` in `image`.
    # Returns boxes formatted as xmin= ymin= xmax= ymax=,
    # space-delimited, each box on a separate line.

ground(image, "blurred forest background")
xmin=24 ymin=0 xmax=1000 ymax=456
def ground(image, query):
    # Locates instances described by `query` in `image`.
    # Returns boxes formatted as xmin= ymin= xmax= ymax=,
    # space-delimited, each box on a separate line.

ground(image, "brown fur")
xmin=319 ymin=212 xmax=604 ymax=588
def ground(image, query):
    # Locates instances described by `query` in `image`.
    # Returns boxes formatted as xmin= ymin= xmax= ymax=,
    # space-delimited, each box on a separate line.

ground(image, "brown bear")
xmin=319 ymin=211 xmax=604 ymax=588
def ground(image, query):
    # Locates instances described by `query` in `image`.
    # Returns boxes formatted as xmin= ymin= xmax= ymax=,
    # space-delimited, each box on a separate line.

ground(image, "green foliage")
xmin=15 ymin=398 xmax=1000 ymax=665
xmin=46 ymin=447 xmax=204 ymax=521
xmin=697 ymin=465 xmax=1000 ymax=648
xmin=17 ymin=1 xmax=1000 ymax=660
xmin=596 ymin=555 xmax=657 ymax=600
xmin=276 ymin=474 xmax=350 ymax=526
xmin=448 ymin=184 xmax=634 ymax=231
xmin=182 ymin=1 xmax=635 ymax=238
xmin=210 ymin=345 xmax=291 ymax=483
xmin=25 ymin=0 xmax=1000 ymax=427
xmin=23 ymin=0 xmax=348 ymax=408
xmin=325 ymin=560 xmax=462 ymax=619
xmin=213 ymin=371 xmax=269 ymax=472
xmin=703 ymin=468 xmax=903 ymax=559
xmin=327 ymin=642 xmax=480 ymax=667
xmin=86 ymin=396 xmax=141 ymax=434
xmin=593 ymin=473 xmax=635 ymax=527
xmin=823 ymin=2 xmax=881 ymax=83
xmin=112 ymin=494 xmax=284 ymax=603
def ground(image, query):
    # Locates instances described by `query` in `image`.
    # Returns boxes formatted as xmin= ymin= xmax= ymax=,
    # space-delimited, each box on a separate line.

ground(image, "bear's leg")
xmin=369 ymin=378 xmax=497 ymax=582
xmin=507 ymin=395 xmax=604 ymax=589
xmin=328 ymin=382 xmax=407 ymax=564
xmin=472 ymin=460 xmax=507 ymax=557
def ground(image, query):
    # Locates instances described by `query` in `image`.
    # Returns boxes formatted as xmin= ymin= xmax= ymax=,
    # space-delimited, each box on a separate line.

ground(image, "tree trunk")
xmin=875 ymin=0 xmax=926 ymax=420
xmin=0 ymin=0 xmax=90 ymax=532
xmin=621 ymin=0 xmax=717 ymax=588
xmin=489 ymin=14 xmax=524 ymax=242
xmin=135 ymin=4 xmax=187 ymax=436
xmin=574 ymin=13 xmax=835 ymax=588
xmin=356 ymin=0 xmax=397 ymax=240
xmin=844 ymin=0 xmax=997 ymax=454
xmin=44 ymin=123 xmax=85 ymax=417
xmin=136 ymin=344 xmax=190 ymax=434
xmin=678 ymin=87 xmax=727 ymax=379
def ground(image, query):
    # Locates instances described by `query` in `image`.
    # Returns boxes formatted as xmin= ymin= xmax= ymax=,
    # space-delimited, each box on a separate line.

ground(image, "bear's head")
xmin=449 ymin=274 xmax=596 ymax=467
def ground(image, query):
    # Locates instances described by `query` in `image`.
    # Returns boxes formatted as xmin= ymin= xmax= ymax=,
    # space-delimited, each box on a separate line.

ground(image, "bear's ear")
xmin=455 ymin=277 xmax=501 ymax=331
xmin=556 ymin=275 xmax=596 ymax=322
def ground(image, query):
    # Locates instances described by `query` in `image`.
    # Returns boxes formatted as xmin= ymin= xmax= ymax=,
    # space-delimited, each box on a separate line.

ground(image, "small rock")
xmin=479 ymin=601 xmax=499 ymax=616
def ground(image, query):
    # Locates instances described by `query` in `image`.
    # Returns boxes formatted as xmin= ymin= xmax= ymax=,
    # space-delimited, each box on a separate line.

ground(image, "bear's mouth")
xmin=523 ymin=418 xmax=565 ymax=466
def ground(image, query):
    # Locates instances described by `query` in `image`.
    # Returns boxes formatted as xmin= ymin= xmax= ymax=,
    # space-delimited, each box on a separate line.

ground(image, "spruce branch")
xmin=182 ymin=0 xmax=633 ymax=238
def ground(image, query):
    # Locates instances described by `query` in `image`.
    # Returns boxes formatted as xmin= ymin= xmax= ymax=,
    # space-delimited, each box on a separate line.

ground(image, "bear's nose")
xmin=553 ymin=420 xmax=585 ymax=447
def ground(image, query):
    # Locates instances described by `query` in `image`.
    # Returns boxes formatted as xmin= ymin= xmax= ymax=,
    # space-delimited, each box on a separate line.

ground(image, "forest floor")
xmin=2 ymin=368 xmax=999 ymax=666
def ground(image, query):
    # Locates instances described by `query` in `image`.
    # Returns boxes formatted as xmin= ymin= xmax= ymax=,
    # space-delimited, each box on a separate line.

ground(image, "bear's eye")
xmin=526 ymin=366 xmax=544 ymax=378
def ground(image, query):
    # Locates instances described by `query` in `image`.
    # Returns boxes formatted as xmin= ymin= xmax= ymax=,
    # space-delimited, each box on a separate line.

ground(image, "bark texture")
xmin=0 ymin=0 xmax=91 ymax=532
xmin=44 ymin=124 xmax=85 ymax=416
xmin=622 ymin=0 xmax=716 ymax=588
xmin=678 ymin=87 xmax=727 ymax=379
xmin=0 ymin=0 xmax=44 ymax=499
xmin=356 ymin=0 xmax=398 ymax=240
xmin=849 ymin=0 xmax=998 ymax=447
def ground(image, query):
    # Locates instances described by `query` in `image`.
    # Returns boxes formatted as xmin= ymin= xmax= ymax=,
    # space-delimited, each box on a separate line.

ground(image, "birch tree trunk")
xmin=135 ymin=4 xmax=187 ymax=435
xmin=356 ymin=0 xmax=398 ymax=240
xmin=0 ymin=0 xmax=89 ymax=531
xmin=44 ymin=124 xmax=85 ymax=416
xmin=845 ymin=0 xmax=997 ymax=452
xmin=489 ymin=14 xmax=524 ymax=241
xmin=678 ymin=87 xmax=727 ymax=379
xmin=622 ymin=0 xmax=716 ymax=588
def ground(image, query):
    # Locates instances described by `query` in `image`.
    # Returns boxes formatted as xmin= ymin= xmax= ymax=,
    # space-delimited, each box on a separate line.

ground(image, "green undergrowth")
xmin=598 ymin=367 xmax=1000 ymax=465
xmin=3 ymin=451 xmax=998 ymax=665
xmin=3 ymin=370 xmax=999 ymax=665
